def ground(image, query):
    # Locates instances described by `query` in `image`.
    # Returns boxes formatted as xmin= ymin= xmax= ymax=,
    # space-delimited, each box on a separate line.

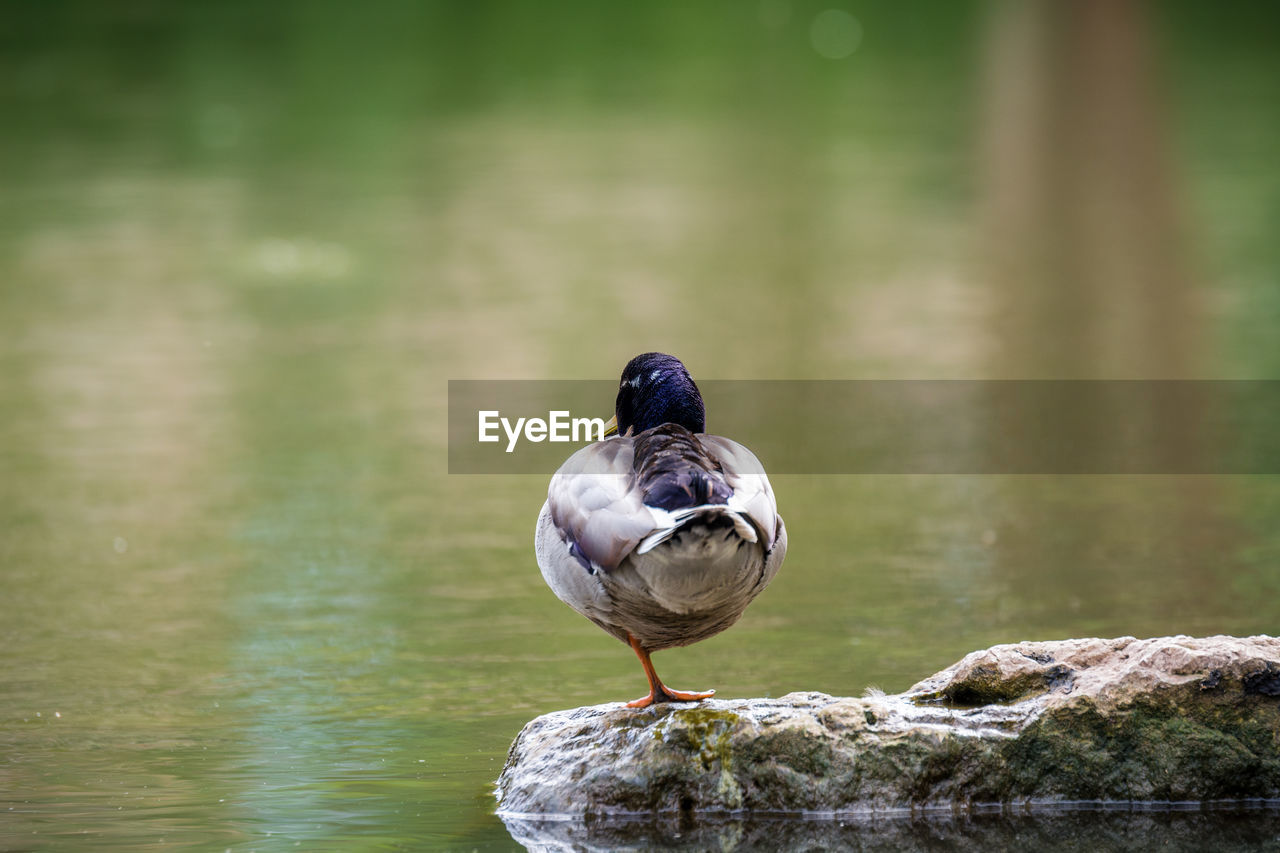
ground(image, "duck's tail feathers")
xmin=636 ymin=505 xmax=759 ymax=555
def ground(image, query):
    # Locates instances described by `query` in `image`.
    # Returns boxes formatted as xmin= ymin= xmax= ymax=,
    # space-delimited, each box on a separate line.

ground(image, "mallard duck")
xmin=535 ymin=352 xmax=787 ymax=708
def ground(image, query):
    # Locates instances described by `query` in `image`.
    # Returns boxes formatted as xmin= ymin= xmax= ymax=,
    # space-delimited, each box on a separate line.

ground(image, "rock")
xmin=495 ymin=635 xmax=1280 ymax=819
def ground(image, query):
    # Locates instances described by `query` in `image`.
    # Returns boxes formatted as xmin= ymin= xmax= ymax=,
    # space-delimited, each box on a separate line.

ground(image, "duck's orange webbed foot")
xmin=625 ymin=632 xmax=715 ymax=708
xmin=625 ymin=685 xmax=716 ymax=709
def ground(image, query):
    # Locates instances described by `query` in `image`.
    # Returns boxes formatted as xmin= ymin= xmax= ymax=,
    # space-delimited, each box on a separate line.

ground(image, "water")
xmin=2 ymin=2 xmax=1279 ymax=849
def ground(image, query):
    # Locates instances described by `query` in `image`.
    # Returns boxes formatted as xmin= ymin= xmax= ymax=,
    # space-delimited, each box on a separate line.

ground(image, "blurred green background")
xmin=2 ymin=0 xmax=1279 ymax=848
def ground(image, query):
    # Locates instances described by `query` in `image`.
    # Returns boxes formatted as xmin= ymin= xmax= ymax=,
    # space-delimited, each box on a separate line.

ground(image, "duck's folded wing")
xmin=543 ymin=440 xmax=655 ymax=573
xmin=699 ymin=435 xmax=784 ymax=553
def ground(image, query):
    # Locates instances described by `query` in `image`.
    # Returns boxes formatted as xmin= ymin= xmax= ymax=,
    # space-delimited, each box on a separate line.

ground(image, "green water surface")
xmin=3 ymin=2 xmax=1280 ymax=849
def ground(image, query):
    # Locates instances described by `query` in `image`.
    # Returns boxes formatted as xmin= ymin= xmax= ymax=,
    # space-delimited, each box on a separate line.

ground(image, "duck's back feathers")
xmin=631 ymin=425 xmax=732 ymax=511
xmin=536 ymin=423 xmax=786 ymax=651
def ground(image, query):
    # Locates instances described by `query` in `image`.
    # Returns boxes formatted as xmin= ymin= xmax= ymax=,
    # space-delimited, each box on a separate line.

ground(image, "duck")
xmin=534 ymin=352 xmax=787 ymax=708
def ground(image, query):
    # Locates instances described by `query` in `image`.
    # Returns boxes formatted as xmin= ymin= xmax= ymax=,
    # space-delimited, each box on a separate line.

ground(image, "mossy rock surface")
xmin=495 ymin=635 xmax=1280 ymax=819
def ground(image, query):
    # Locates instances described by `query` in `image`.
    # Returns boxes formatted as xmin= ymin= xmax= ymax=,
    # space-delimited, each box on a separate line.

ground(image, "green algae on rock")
xmin=495 ymin=635 xmax=1280 ymax=817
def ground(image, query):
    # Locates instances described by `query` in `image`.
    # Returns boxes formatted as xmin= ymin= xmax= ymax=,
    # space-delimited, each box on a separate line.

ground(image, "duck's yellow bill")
xmin=603 ymin=415 xmax=618 ymax=437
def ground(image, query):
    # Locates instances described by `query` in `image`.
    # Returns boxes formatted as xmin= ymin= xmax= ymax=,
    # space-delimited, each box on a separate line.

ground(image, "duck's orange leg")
xmin=624 ymin=633 xmax=715 ymax=708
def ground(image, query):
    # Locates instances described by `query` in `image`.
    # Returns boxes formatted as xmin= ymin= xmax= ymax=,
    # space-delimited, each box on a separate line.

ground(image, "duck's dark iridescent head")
xmin=609 ymin=352 xmax=705 ymax=436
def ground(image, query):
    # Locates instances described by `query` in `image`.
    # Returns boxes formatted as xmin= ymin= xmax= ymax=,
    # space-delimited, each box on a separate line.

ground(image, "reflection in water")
xmin=505 ymin=807 xmax=1280 ymax=852
xmin=977 ymin=0 xmax=1235 ymax=645
xmin=981 ymin=0 xmax=1199 ymax=379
